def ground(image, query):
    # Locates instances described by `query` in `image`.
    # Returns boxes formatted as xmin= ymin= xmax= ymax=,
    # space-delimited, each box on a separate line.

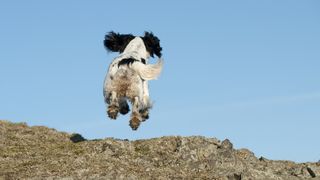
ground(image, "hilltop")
xmin=0 ymin=120 xmax=319 ymax=179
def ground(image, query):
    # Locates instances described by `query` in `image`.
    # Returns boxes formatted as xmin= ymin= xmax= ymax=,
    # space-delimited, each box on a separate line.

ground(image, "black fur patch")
xmin=142 ymin=32 xmax=162 ymax=58
xmin=104 ymin=31 xmax=135 ymax=53
xmin=141 ymin=58 xmax=146 ymax=64
xmin=118 ymin=58 xmax=139 ymax=68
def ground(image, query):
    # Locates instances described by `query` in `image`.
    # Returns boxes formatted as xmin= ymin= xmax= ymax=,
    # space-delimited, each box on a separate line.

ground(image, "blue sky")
xmin=1 ymin=1 xmax=319 ymax=162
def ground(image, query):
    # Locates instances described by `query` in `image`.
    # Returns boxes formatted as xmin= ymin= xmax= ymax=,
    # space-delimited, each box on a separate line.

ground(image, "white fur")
xmin=131 ymin=58 xmax=163 ymax=80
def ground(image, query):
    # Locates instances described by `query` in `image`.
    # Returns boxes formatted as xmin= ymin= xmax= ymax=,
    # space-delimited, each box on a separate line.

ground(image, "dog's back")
xmin=106 ymin=64 xmax=142 ymax=101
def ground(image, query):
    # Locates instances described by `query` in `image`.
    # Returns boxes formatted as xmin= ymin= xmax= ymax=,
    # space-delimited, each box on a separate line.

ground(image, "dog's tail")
xmin=131 ymin=58 xmax=164 ymax=80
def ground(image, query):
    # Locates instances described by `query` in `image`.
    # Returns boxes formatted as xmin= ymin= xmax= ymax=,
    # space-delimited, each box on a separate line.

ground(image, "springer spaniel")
xmin=103 ymin=31 xmax=163 ymax=130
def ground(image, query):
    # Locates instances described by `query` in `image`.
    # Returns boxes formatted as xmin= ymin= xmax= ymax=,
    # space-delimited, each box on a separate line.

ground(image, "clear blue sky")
xmin=1 ymin=1 xmax=319 ymax=162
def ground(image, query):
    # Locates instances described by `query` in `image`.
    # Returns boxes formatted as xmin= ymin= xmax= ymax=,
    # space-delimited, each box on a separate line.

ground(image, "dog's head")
xmin=104 ymin=31 xmax=162 ymax=58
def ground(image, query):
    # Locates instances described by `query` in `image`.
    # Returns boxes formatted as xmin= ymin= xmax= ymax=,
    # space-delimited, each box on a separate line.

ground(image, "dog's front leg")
xmin=119 ymin=97 xmax=130 ymax=115
xmin=107 ymin=91 xmax=119 ymax=119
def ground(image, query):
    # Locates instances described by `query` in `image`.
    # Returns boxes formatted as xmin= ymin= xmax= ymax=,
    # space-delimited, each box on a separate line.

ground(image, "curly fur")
xmin=103 ymin=31 xmax=163 ymax=130
xmin=104 ymin=32 xmax=135 ymax=53
xmin=142 ymin=32 xmax=162 ymax=58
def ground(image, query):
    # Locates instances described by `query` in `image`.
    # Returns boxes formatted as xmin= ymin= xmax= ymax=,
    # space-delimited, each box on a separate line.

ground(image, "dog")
xmin=103 ymin=31 xmax=163 ymax=130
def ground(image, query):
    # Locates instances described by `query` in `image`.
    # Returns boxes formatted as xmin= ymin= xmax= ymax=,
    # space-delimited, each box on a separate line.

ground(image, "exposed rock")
xmin=0 ymin=120 xmax=319 ymax=179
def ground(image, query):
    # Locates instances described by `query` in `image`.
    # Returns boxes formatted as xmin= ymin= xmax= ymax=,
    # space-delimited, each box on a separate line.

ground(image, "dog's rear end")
xmin=103 ymin=31 xmax=163 ymax=130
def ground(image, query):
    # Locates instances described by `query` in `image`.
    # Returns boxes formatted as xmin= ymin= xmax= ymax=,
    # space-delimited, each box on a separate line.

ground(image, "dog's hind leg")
xmin=129 ymin=96 xmax=142 ymax=130
xmin=140 ymin=81 xmax=152 ymax=121
xmin=107 ymin=91 xmax=119 ymax=119
xmin=140 ymin=96 xmax=151 ymax=121
xmin=140 ymin=109 xmax=149 ymax=122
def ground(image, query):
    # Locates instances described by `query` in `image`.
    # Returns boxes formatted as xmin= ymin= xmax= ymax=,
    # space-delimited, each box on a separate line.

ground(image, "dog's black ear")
xmin=104 ymin=31 xmax=135 ymax=53
xmin=142 ymin=32 xmax=162 ymax=58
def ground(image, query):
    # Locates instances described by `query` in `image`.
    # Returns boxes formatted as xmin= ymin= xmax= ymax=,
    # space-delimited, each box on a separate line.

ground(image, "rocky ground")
xmin=0 ymin=120 xmax=319 ymax=180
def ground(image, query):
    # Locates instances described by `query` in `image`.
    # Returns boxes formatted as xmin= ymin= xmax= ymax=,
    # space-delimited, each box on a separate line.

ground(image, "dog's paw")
xmin=107 ymin=105 xmax=119 ymax=120
xmin=140 ymin=110 xmax=149 ymax=122
xmin=129 ymin=116 xmax=141 ymax=130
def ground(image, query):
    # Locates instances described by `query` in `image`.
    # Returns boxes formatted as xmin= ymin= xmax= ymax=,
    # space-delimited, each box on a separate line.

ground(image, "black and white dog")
xmin=103 ymin=31 xmax=163 ymax=130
